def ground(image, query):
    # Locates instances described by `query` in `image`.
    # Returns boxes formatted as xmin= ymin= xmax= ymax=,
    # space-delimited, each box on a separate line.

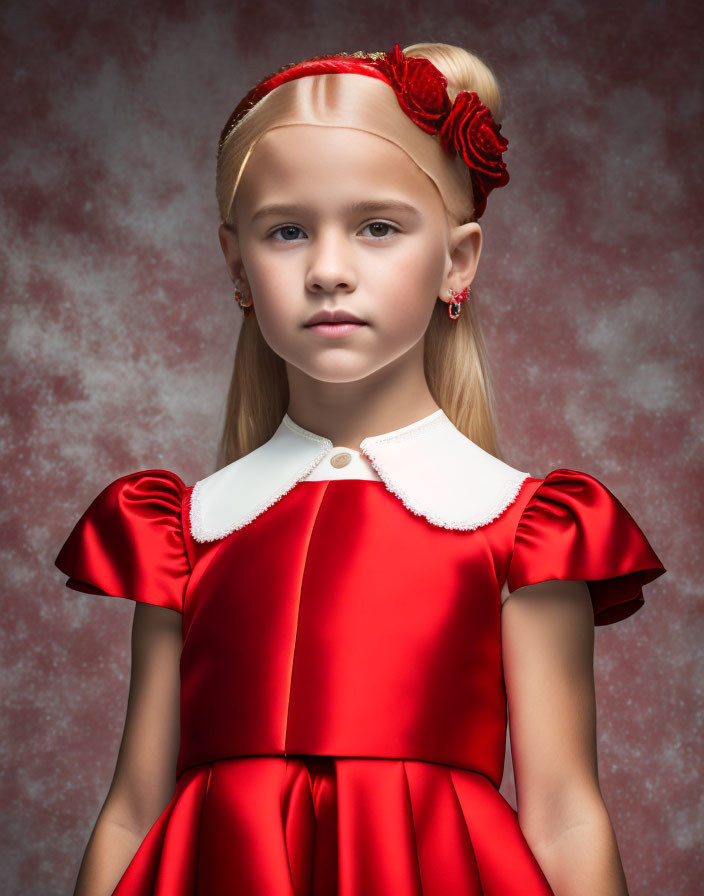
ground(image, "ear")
xmin=440 ymin=222 xmax=482 ymax=304
xmin=218 ymin=222 xmax=248 ymax=285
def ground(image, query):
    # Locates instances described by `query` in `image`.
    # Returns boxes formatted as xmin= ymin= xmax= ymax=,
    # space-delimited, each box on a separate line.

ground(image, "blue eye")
xmin=271 ymin=225 xmax=304 ymax=241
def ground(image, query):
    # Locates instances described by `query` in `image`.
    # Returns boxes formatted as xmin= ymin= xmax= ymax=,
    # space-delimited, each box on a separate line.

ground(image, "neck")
xmin=285 ymin=349 xmax=439 ymax=450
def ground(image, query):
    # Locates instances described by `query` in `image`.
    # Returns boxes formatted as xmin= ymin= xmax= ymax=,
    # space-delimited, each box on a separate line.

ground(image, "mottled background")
xmin=2 ymin=0 xmax=701 ymax=892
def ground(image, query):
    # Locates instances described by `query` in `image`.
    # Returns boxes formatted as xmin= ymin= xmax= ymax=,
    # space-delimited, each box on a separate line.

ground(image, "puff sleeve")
xmin=505 ymin=468 xmax=666 ymax=625
xmin=54 ymin=469 xmax=191 ymax=613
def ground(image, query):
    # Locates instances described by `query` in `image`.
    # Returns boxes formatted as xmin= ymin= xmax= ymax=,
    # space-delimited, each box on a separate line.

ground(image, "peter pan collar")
xmin=189 ymin=408 xmax=531 ymax=543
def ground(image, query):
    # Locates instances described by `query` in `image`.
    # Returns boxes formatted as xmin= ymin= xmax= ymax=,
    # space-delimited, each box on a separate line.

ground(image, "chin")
xmin=292 ymin=359 xmax=380 ymax=385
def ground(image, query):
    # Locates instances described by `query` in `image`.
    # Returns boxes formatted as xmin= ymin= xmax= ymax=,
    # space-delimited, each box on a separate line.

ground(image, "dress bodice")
xmin=178 ymin=474 xmax=519 ymax=783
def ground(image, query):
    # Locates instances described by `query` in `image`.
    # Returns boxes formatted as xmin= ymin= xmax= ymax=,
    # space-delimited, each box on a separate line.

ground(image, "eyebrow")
xmin=250 ymin=199 xmax=422 ymax=224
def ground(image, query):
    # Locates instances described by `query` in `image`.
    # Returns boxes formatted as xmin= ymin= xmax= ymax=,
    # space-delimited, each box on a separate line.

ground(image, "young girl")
xmin=55 ymin=42 xmax=666 ymax=896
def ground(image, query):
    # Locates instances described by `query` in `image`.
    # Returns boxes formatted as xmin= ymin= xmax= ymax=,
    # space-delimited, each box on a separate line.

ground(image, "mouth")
xmin=304 ymin=308 xmax=367 ymax=327
xmin=305 ymin=320 xmax=367 ymax=338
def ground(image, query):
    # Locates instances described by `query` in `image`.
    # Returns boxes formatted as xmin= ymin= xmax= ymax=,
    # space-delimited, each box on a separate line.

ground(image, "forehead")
xmin=236 ymin=124 xmax=444 ymax=208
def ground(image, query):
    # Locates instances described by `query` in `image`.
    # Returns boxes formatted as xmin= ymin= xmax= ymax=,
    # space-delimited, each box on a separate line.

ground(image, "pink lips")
xmin=306 ymin=322 xmax=367 ymax=338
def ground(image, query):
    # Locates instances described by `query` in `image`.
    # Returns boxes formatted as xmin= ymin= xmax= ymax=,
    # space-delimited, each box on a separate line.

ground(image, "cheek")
xmin=246 ymin=262 xmax=294 ymax=323
xmin=376 ymin=247 xmax=445 ymax=319
xmin=246 ymin=273 xmax=305 ymax=361
xmin=252 ymin=292 xmax=295 ymax=349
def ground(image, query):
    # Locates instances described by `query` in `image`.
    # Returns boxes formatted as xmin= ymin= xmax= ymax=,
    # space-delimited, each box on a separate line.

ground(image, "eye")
xmin=361 ymin=221 xmax=398 ymax=238
xmin=270 ymin=225 xmax=306 ymax=241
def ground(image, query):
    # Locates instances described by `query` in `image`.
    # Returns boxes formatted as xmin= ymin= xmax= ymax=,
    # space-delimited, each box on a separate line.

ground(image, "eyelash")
xmin=268 ymin=221 xmax=400 ymax=242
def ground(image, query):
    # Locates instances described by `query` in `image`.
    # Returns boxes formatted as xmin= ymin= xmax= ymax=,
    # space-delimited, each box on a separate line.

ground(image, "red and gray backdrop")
xmin=2 ymin=1 xmax=701 ymax=893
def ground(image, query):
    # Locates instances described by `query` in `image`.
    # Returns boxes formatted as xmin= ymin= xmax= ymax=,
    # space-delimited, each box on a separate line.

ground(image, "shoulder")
xmin=512 ymin=466 xmax=644 ymax=533
xmin=55 ymin=468 xmax=191 ymax=612
xmin=78 ymin=468 xmax=190 ymax=532
xmin=86 ymin=468 xmax=190 ymax=519
xmin=505 ymin=467 xmax=666 ymax=625
xmin=57 ymin=468 xmax=192 ymax=565
xmin=101 ymin=467 xmax=189 ymax=497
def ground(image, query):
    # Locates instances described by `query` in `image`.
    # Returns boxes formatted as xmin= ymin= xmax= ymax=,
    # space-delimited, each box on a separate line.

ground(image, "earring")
xmin=447 ymin=285 xmax=471 ymax=320
xmin=234 ymin=278 xmax=253 ymax=312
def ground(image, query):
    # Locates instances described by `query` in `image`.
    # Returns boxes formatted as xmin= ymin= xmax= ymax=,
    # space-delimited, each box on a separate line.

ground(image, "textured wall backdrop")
xmin=2 ymin=0 xmax=701 ymax=893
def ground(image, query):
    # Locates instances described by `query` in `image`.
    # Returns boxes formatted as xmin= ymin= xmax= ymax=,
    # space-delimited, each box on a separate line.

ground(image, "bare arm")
xmin=73 ymin=602 xmax=182 ymax=896
xmin=501 ymin=578 xmax=630 ymax=896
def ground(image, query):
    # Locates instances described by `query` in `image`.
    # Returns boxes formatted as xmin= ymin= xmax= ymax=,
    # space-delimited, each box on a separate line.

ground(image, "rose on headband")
xmin=438 ymin=90 xmax=510 ymax=218
xmin=377 ymin=46 xmax=509 ymax=219
xmin=376 ymin=44 xmax=452 ymax=134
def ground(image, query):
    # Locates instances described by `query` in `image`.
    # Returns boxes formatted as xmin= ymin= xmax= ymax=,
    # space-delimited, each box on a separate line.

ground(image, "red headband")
xmin=218 ymin=44 xmax=510 ymax=220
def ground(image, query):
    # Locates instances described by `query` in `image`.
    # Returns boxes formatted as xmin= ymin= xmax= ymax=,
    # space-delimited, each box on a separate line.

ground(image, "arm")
xmin=73 ymin=602 xmax=182 ymax=896
xmin=500 ymin=578 xmax=630 ymax=896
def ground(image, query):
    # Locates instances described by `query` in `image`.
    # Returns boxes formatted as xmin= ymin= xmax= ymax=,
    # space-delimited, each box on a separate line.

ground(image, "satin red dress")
xmin=55 ymin=467 xmax=665 ymax=895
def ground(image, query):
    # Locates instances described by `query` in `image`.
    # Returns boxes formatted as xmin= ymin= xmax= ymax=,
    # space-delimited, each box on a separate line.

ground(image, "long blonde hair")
xmin=214 ymin=42 xmax=507 ymax=470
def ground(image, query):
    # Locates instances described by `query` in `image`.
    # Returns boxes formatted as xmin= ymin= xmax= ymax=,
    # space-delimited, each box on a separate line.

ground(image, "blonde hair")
xmin=214 ymin=42 xmax=507 ymax=470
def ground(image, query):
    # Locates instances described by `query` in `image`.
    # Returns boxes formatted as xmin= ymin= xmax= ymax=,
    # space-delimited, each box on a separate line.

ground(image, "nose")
xmin=304 ymin=228 xmax=358 ymax=294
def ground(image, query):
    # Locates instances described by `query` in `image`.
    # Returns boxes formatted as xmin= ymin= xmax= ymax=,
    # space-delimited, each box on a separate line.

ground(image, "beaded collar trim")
xmin=189 ymin=408 xmax=531 ymax=543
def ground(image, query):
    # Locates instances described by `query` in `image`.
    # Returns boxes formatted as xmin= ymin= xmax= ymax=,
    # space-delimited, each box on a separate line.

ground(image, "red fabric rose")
xmin=438 ymin=90 xmax=510 ymax=218
xmin=376 ymin=44 xmax=452 ymax=134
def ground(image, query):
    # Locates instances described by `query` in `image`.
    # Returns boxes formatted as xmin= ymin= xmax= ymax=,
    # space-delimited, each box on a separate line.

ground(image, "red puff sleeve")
xmin=54 ymin=470 xmax=191 ymax=613
xmin=505 ymin=468 xmax=666 ymax=625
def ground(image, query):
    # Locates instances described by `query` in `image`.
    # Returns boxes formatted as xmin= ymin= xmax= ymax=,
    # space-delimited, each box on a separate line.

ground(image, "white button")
xmin=330 ymin=451 xmax=352 ymax=469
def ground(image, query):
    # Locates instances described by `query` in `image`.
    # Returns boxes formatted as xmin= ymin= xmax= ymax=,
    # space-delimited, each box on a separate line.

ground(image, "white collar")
xmin=189 ymin=408 xmax=531 ymax=543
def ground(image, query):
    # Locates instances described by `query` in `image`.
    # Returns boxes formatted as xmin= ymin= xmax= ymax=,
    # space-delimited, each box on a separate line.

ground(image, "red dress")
xmin=54 ymin=410 xmax=666 ymax=895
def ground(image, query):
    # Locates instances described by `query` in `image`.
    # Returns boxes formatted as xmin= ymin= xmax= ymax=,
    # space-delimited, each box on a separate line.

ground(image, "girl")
xmin=55 ymin=42 xmax=666 ymax=896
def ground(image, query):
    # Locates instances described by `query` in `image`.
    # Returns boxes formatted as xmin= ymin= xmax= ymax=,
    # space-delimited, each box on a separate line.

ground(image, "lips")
xmin=305 ymin=309 xmax=366 ymax=326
